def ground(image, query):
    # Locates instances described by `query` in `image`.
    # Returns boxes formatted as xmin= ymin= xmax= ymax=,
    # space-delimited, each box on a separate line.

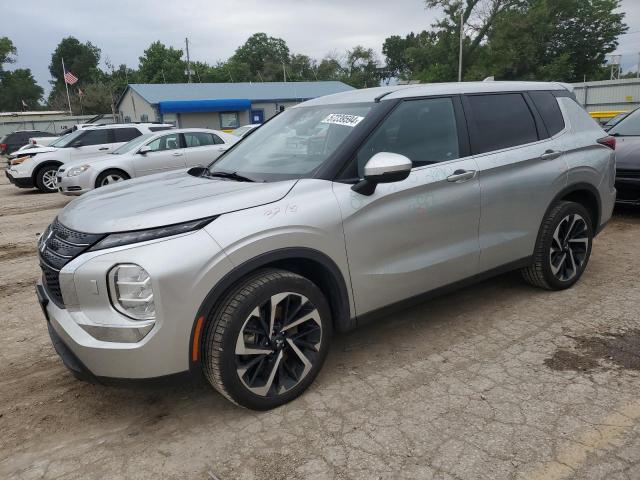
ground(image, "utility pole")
xmin=282 ymin=61 xmax=287 ymax=82
xmin=458 ymin=4 xmax=464 ymax=82
xmin=185 ymin=37 xmax=193 ymax=83
xmin=637 ymin=52 xmax=639 ymax=79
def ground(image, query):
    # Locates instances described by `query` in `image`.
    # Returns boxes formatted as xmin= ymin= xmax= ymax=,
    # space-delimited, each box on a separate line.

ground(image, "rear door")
xmin=333 ymin=96 xmax=481 ymax=315
xmin=183 ymin=131 xmax=227 ymax=167
xmin=464 ymin=91 xmax=568 ymax=272
xmin=133 ymin=131 xmax=186 ymax=175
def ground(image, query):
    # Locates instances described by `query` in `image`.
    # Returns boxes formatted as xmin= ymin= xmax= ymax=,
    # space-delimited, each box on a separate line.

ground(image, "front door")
xmin=333 ymin=97 xmax=481 ymax=316
xmin=251 ymin=109 xmax=264 ymax=124
xmin=69 ymin=128 xmax=116 ymax=161
xmin=133 ymin=131 xmax=186 ymax=176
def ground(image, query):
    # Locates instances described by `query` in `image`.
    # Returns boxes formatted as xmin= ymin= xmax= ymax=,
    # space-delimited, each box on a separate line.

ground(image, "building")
xmin=571 ymin=78 xmax=640 ymax=121
xmin=116 ymin=81 xmax=355 ymax=130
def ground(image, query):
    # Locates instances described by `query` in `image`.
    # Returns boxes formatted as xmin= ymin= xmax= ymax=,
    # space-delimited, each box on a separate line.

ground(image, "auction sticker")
xmin=321 ymin=113 xmax=364 ymax=127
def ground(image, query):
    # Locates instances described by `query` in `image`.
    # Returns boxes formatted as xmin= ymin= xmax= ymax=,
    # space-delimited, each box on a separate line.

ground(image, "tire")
xmin=95 ymin=169 xmax=130 ymax=188
xmin=521 ymin=201 xmax=593 ymax=290
xmin=202 ymin=268 xmax=332 ymax=410
xmin=35 ymin=164 xmax=60 ymax=193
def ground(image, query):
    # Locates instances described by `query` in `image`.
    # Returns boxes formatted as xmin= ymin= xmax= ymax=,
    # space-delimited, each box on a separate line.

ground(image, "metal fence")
xmin=572 ymin=78 xmax=640 ymax=113
xmin=0 ymin=115 xmax=115 ymax=137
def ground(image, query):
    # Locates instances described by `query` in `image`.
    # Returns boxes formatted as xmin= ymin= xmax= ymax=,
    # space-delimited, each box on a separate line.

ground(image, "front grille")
xmin=616 ymin=169 xmax=640 ymax=179
xmin=39 ymin=218 xmax=104 ymax=308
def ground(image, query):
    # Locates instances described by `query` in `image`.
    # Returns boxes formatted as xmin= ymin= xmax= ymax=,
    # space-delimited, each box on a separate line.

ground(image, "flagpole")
xmin=61 ymin=57 xmax=73 ymax=116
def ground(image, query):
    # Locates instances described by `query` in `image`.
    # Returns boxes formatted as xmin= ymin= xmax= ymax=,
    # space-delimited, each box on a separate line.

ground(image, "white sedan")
xmin=57 ymin=128 xmax=238 ymax=196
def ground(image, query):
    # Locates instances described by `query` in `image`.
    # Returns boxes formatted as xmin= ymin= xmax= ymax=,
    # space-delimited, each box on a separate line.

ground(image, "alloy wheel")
xmin=101 ymin=174 xmax=124 ymax=186
xmin=549 ymin=213 xmax=589 ymax=282
xmin=235 ymin=292 xmax=322 ymax=397
xmin=42 ymin=170 xmax=57 ymax=190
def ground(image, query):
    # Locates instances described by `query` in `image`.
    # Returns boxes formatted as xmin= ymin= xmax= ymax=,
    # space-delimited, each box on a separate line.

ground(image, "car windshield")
xmin=112 ymin=134 xmax=153 ymax=154
xmin=48 ymin=133 xmax=72 ymax=147
xmin=52 ymin=129 xmax=86 ymax=148
xmin=209 ymin=103 xmax=374 ymax=181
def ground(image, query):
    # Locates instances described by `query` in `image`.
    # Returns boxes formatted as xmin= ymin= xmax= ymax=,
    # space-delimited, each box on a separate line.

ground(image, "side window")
xmin=146 ymin=132 xmax=181 ymax=152
xmin=529 ymin=91 xmax=565 ymax=136
xmin=149 ymin=126 xmax=172 ymax=132
xmin=467 ymin=93 xmax=538 ymax=154
xmin=114 ymin=127 xmax=142 ymax=143
xmin=78 ymin=129 xmax=112 ymax=146
xmin=610 ymin=108 xmax=640 ymax=136
xmin=354 ymin=97 xmax=460 ymax=176
xmin=220 ymin=112 xmax=240 ymax=129
xmin=184 ymin=132 xmax=215 ymax=147
xmin=212 ymin=134 xmax=225 ymax=145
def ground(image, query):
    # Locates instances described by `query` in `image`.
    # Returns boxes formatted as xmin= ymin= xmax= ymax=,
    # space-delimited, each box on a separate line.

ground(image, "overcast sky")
xmin=4 ymin=0 xmax=640 ymax=93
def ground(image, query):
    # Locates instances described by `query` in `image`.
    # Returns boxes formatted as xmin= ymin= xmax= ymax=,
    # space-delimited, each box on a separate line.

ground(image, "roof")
xmin=119 ymin=81 xmax=355 ymax=107
xmin=301 ymin=81 xmax=571 ymax=106
xmin=0 ymin=110 xmax=68 ymax=117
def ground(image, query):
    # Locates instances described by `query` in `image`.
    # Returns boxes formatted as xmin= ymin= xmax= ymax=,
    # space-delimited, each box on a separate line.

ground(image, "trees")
xmin=138 ymin=41 xmax=186 ymax=83
xmin=0 ymin=37 xmax=43 ymax=111
xmin=231 ymin=33 xmax=290 ymax=81
xmin=49 ymin=37 xmax=101 ymax=86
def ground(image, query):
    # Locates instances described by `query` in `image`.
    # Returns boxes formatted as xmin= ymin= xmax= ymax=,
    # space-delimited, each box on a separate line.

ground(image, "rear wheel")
xmin=202 ymin=269 xmax=332 ymax=410
xmin=95 ymin=169 xmax=129 ymax=188
xmin=521 ymin=201 xmax=593 ymax=290
xmin=35 ymin=165 xmax=60 ymax=193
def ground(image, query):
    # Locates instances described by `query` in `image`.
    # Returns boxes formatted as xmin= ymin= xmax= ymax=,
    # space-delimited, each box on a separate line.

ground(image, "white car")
xmin=6 ymin=123 xmax=173 ymax=193
xmin=57 ymin=128 xmax=238 ymax=196
xmin=231 ymin=124 xmax=261 ymax=137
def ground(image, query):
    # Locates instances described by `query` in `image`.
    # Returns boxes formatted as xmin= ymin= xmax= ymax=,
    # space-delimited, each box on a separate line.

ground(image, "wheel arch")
xmin=31 ymin=160 xmax=63 ymax=183
xmin=95 ymin=168 xmax=130 ymax=188
xmin=550 ymin=182 xmax=602 ymax=234
xmin=189 ymin=247 xmax=353 ymax=372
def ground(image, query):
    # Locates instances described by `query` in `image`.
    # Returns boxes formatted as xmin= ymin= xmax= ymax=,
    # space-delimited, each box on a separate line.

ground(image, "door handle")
xmin=540 ymin=149 xmax=563 ymax=160
xmin=447 ymin=169 xmax=476 ymax=183
xmin=98 ymin=147 xmax=109 ymax=151
xmin=172 ymin=152 xmax=183 ymax=156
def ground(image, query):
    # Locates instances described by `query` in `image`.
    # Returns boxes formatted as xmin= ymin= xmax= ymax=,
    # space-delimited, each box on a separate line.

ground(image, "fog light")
xmin=108 ymin=264 xmax=155 ymax=320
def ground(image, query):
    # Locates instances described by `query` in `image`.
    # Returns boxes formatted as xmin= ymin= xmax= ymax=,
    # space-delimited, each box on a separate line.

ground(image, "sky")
xmin=4 ymin=0 xmax=640 ymax=94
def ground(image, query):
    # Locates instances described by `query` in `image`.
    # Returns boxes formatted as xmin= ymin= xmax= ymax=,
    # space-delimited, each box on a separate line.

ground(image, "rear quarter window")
xmin=466 ymin=93 xmax=539 ymax=154
xmin=529 ymin=91 xmax=565 ymax=136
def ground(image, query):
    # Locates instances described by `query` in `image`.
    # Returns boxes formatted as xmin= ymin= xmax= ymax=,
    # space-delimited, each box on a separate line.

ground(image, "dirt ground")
xmin=1 ymin=173 xmax=640 ymax=480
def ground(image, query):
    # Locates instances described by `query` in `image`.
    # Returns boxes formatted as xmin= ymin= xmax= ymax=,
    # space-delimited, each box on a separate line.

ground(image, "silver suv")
xmin=36 ymin=82 xmax=616 ymax=410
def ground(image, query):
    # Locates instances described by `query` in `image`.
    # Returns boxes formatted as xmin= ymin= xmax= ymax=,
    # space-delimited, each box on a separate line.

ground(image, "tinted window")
xmin=213 ymin=134 xmax=225 ymax=144
xmin=467 ymin=93 xmax=538 ymax=154
xmin=355 ymin=97 xmax=460 ymax=176
xmin=78 ymin=129 xmax=111 ymax=146
xmin=114 ymin=127 xmax=142 ymax=143
xmin=184 ymin=132 xmax=215 ymax=147
xmin=610 ymin=108 xmax=640 ymax=136
xmin=149 ymin=126 xmax=173 ymax=132
xmin=147 ymin=132 xmax=181 ymax=152
xmin=530 ymin=91 xmax=565 ymax=136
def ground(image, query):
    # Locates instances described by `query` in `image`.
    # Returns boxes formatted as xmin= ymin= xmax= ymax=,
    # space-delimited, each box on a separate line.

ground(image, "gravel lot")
xmin=1 ymin=173 xmax=640 ymax=480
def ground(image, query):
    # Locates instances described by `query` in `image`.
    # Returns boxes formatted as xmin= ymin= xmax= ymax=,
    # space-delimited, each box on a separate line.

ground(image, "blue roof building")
xmin=116 ymin=81 xmax=355 ymax=130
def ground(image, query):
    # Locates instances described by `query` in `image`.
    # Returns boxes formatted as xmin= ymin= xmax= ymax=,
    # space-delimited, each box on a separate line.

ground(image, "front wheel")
xmin=202 ymin=269 xmax=332 ymax=410
xmin=35 ymin=165 xmax=60 ymax=193
xmin=521 ymin=201 xmax=593 ymax=290
xmin=95 ymin=169 xmax=130 ymax=188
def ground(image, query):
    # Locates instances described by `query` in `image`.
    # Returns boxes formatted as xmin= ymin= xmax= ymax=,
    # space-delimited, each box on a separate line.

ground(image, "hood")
xmin=58 ymin=170 xmax=297 ymax=233
xmin=614 ymin=136 xmax=640 ymax=170
xmin=10 ymin=146 xmax=56 ymax=158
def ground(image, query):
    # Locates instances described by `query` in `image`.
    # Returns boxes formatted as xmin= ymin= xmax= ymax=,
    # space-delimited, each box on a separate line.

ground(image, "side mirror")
xmin=187 ymin=166 xmax=208 ymax=177
xmin=352 ymin=152 xmax=412 ymax=195
xmin=138 ymin=145 xmax=151 ymax=155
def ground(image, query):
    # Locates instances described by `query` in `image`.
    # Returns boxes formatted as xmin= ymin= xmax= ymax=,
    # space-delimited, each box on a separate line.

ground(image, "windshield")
xmin=209 ymin=103 xmax=374 ymax=181
xmin=52 ymin=129 xmax=86 ymax=148
xmin=112 ymin=134 xmax=153 ymax=154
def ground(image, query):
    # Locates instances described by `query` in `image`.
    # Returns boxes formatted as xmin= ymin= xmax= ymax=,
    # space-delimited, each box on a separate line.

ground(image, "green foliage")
xmin=138 ymin=41 xmax=186 ymax=83
xmin=230 ymin=33 xmax=290 ymax=81
xmin=0 ymin=37 xmax=17 ymax=72
xmin=49 ymin=37 xmax=101 ymax=86
xmin=0 ymin=68 xmax=43 ymax=110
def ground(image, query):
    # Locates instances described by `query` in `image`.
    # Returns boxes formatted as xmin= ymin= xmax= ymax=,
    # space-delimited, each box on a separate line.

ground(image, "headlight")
xmin=67 ymin=165 xmax=90 ymax=177
xmin=89 ymin=217 xmax=215 ymax=251
xmin=108 ymin=264 xmax=155 ymax=320
xmin=10 ymin=156 xmax=29 ymax=165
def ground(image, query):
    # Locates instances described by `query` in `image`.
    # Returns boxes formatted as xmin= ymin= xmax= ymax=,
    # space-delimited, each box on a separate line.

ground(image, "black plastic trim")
xmin=5 ymin=170 xmax=34 ymax=188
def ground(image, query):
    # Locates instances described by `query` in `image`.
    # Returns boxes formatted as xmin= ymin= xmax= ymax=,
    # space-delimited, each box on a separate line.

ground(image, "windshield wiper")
xmin=206 ymin=170 xmax=255 ymax=182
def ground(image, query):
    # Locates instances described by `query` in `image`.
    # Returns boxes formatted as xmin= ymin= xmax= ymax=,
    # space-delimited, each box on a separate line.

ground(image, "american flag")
xmin=64 ymin=68 xmax=78 ymax=85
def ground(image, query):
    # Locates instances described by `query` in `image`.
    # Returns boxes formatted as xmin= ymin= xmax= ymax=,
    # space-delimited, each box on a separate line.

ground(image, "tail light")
xmin=0 ymin=143 xmax=6 ymax=152
xmin=597 ymin=135 xmax=616 ymax=150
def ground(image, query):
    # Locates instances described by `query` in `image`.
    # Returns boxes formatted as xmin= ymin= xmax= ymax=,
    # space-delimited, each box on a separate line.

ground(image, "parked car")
xmin=231 ymin=124 xmax=261 ymax=138
xmin=608 ymin=108 xmax=640 ymax=206
xmin=57 ymin=128 xmax=238 ymax=195
xmin=37 ymin=82 xmax=615 ymax=410
xmin=0 ymin=130 xmax=57 ymax=155
xmin=5 ymin=123 xmax=173 ymax=193
xmin=603 ymin=110 xmax=631 ymax=131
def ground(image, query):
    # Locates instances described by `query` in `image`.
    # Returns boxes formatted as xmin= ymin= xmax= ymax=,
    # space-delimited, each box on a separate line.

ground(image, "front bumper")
xmin=57 ymin=173 xmax=93 ymax=196
xmin=5 ymin=169 xmax=34 ymax=188
xmin=615 ymin=175 xmax=640 ymax=206
xmin=37 ymin=228 xmax=235 ymax=380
